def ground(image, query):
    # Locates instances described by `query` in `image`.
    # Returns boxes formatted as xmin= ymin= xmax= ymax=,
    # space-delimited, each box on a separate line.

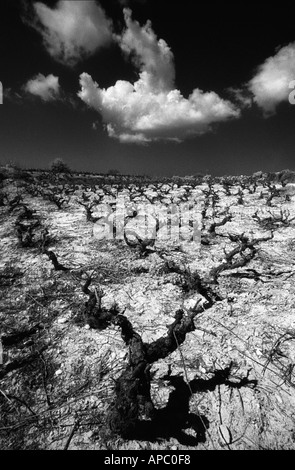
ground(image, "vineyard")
xmin=1 ymin=167 xmax=295 ymax=450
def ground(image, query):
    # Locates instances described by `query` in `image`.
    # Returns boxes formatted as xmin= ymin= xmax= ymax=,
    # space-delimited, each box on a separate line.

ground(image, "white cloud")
xmin=78 ymin=9 xmax=239 ymax=143
xmin=248 ymin=42 xmax=295 ymax=115
xmin=24 ymin=73 xmax=60 ymax=101
xmin=31 ymin=0 xmax=113 ymax=66
xmin=119 ymin=8 xmax=175 ymax=91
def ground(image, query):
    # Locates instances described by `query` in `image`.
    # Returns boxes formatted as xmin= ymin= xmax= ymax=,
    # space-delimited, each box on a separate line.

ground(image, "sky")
xmin=0 ymin=0 xmax=295 ymax=176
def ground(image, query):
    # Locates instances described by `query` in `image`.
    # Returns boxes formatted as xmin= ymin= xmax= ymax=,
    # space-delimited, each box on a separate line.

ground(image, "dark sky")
xmin=0 ymin=0 xmax=294 ymax=176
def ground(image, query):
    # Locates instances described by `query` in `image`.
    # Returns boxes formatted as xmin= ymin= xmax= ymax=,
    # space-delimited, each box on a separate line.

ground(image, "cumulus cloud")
xmin=119 ymin=8 xmax=175 ymax=91
xmin=79 ymin=72 xmax=239 ymax=143
xmin=30 ymin=0 xmax=113 ymax=66
xmin=24 ymin=73 xmax=60 ymax=101
xmin=78 ymin=9 xmax=239 ymax=143
xmin=248 ymin=42 xmax=295 ymax=115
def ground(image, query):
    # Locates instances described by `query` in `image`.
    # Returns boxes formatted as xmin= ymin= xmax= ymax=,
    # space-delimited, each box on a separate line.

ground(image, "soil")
xmin=1 ymin=173 xmax=295 ymax=450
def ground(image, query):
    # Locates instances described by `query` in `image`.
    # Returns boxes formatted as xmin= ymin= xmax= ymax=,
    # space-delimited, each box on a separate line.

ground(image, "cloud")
xmin=30 ymin=0 xmax=113 ymax=66
xmin=78 ymin=9 xmax=239 ymax=143
xmin=24 ymin=73 xmax=60 ymax=101
xmin=79 ymin=72 xmax=239 ymax=143
xmin=226 ymin=87 xmax=253 ymax=109
xmin=248 ymin=42 xmax=295 ymax=115
xmin=119 ymin=8 xmax=175 ymax=91
xmin=3 ymin=87 xmax=23 ymax=104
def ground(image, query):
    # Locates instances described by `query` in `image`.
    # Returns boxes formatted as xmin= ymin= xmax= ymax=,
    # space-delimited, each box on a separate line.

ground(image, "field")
xmin=1 ymin=168 xmax=295 ymax=450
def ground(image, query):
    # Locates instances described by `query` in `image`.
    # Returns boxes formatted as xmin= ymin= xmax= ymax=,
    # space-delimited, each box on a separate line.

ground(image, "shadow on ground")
xmin=125 ymin=365 xmax=257 ymax=446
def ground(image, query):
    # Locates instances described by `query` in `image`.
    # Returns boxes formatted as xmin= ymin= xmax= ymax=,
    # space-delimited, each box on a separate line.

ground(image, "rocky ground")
xmin=1 ymin=172 xmax=295 ymax=450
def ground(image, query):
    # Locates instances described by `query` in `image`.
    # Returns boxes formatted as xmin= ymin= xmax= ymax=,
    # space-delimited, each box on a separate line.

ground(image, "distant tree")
xmin=140 ymin=174 xmax=152 ymax=180
xmin=172 ymin=175 xmax=183 ymax=185
xmin=5 ymin=161 xmax=20 ymax=170
xmin=50 ymin=158 xmax=71 ymax=175
xmin=193 ymin=173 xmax=204 ymax=178
xmin=203 ymin=174 xmax=212 ymax=182
xmin=183 ymin=175 xmax=195 ymax=183
xmin=107 ymin=169 xmax=120 ymax=176
xmin=2 ymin=161 xmax=23 ymax=179
xmin=277 ymin=169 xmax=295 ymax=186
xmin=252 ymin=171 xmax=263 ymax=179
